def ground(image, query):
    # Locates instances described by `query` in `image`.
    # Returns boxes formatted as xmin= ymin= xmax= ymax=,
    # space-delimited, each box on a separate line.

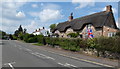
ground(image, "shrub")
xmin=23 ymin=34 xmax=34 ymax=42
xmin=12 ymin=35 xmax=17 ymax=40
xmin=27 ymin=37 xmax=37 ymax=43
xmin=87 ymin=38 xmax=97 ymax=49
xmin=36 ymin=35 xmax=46 ymax=45
xmin=67 ymin=33 xmax=79 ymax=38
xmin=116 ymin=31 xmax=120 ymax=37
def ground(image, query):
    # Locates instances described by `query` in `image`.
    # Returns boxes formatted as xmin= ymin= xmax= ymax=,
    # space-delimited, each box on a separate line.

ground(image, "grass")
xmin=33 ymin=43 xmax=44 ymax=46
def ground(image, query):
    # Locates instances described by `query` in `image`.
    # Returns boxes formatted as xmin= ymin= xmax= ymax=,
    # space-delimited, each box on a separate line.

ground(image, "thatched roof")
xmin=53 ymin=10 xmax=117 ymax=32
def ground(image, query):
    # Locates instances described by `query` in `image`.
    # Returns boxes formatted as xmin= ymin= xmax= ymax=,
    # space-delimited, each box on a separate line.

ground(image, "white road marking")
xmin=4 ymin=62 xmax=15 ymax=69
xmin=31 ymin=52 xmax=55 ymax=60
xmin=25 ymin=48 xmax=32 ymax=52
xmin=45 ymin=50 xmax=113 ymax=67
xmin=8 ymin=63 xmax=14 ymax=69
xmin=57 ymin=62 xmax=77 ymax=67
xmin=58 ymin=62 xmax=64 ymax=66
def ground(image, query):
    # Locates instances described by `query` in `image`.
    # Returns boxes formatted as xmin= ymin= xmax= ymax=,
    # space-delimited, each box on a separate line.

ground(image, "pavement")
xmin=1 ymin=40 xmax=119 ymax=69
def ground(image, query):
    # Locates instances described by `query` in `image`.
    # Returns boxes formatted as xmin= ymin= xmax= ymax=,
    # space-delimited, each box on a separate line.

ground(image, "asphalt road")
xmin=2 ymin=40 xmax=115 ymax=69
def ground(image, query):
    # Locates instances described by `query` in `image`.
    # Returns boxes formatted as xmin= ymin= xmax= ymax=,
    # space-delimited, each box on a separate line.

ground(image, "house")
xmin=32 ymin=27 xmax=48 ymax=36
xmin=52 ymin=5 xmax=119 ymax=38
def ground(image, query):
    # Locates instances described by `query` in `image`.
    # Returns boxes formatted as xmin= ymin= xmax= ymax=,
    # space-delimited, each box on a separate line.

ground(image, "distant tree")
xmin=0 ymin=30 xmax=7 ymax=39
xmin=9 ymin=34 xmax=13 ymax=40
xmin=18 ymin=25 xmax=23 ymax=32
xmin=14 ymin=30 xmax=19 ymax=37
xmin=23 ymin=28 xmax=27 ymax=34
xmin=49 ymin=24 xmax=56 ymax=31
xmin=14 ymin=25 xmax=24 ymax=37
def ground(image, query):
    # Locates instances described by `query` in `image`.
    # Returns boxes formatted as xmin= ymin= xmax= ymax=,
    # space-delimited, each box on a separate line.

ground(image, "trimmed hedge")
xmin=18 ymin=33 xmax=120 ymax=54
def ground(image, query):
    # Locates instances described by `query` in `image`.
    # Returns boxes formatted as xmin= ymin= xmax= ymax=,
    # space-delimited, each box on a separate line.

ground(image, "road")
xmin=2 ymin=40 xmax=115 ymax=69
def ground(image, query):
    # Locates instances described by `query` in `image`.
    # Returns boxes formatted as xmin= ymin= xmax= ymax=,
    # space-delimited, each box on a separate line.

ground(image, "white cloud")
xmin=29 ymin=3 xmax=63 ymax=23
xmin=28 ymin=12 xmax=39 ymax=17
xmin=39 ymin=9 xmax=63 ymax=22
xmin=42 ymin=3 xmax=61 ymax=10
xmin=72 ymin=0 xmax=95 ymax=9
xmin=1 ymin=2 xmax=28 ymax=34
xmin=102 ymin=7 xmax=117 ymax=14
xmin=23 ymin=20 xmax=38 ymax=33
xmin=31 ymin=4 xmax=38 ymax=8
xmin=16 ymin=11 xmax=26 ymax=18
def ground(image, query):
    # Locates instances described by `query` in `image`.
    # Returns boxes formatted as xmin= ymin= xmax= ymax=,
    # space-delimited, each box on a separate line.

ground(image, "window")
xmin=108 ymin=32 xmax=116 ymax=37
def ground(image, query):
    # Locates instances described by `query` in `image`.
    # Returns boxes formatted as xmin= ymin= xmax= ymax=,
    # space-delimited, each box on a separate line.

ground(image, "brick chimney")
xmin=69 ymin=13 xmax=73 ymax=21
xmin=106 ymin=5 xmax=112 ymax=12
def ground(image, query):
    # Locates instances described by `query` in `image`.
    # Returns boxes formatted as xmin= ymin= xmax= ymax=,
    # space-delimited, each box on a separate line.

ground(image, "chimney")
xmin=69 ymin=13 xmax=73 ymax=21
xmin=43 ymin=27 xmax=44 ymax=29
xmin=106 ymin=5 xmax=112 ymax=12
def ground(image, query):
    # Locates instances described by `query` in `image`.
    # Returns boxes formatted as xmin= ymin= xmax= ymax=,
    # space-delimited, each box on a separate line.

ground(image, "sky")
xmin=1 ymin=0 xmax=120 ymax=34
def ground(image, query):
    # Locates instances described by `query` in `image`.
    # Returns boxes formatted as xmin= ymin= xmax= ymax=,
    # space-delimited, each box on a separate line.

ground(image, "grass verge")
xmin=33 ymin=43 xmax=44 ymax=46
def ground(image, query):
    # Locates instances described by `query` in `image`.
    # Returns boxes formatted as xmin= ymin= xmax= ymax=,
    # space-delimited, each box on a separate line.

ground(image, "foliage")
xmin=87 ymin=38 xmax=97 ymax=49
xmin=27 ymin=37 xmax=37 ymax=43
xmin=49 ymin=24 xmax=56 ymax=31
xmin=14 ymin=25 xmax=27 ymax=38
xmin=0 ymin=30 xmax=7 ymax=39
xmin=34 ymin=43 xmax=44 ymax=46
xmin=116 ymin=31 xmax=120 ymax=37
xmin=67 ymin=33 xmax=79 ymax=38
xmin=12 ymin=35 xmax=17 ymax=40
xmin=23 ymin=33 xmax=33 ymax=42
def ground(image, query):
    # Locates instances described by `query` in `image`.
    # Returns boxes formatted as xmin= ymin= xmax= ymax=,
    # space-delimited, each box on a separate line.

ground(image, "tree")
xmin=0 ymin=30 xmax=7 ymax=39
xmin=18 ymin=25 xmax=23 ymax=32
xmin=49 ymin=24 xmax=56 ymax=31
xmin=14 ymin=25 xmax=24 ymax=37
xmin=9 ymin=34 xmax=13 ymax=40
xmin=23 ymin=28 xmax=27 ymax=34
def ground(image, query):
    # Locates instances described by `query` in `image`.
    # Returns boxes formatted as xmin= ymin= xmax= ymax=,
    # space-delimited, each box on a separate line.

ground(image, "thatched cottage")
xmin=52 ymin=5 xmax=118 ymax=38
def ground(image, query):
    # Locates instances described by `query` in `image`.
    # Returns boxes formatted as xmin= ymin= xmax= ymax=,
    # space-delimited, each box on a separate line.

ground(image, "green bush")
xmin=23 ymin=34 xmax=35 ymax=42
xmin=12 ymin=35 xmax=17 ymax=40
xmin=36 ymin=35 xmax=47 ymax=45
xmin=27 ymin=37 xmax=37 ymax=43
xmin=67 ymin=33 xmax=79 ymax=38
xmin=87 ymin=38 xmax=97 ymax=49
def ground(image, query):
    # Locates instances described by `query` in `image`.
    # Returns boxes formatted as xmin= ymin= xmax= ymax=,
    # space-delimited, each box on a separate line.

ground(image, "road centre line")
xmin=57 ymin=62 xmax=77 ymax=67
xmin=43 ymin=50 xmax=113 ymax=67
xmin=31 ymin=52 xmax=55 ymax=60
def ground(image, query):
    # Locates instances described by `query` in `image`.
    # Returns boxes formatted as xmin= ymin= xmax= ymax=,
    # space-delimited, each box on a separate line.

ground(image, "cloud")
xmin=1 ymin=2 xmax=28 ymax=34
xmin=23 ymin=20 xmax=38 ymax=33
xmin=28 ymin=12 xmax=39 ymax=17
xmin=16 ymin=11 xmax=26 ymax=18
xmin=72 ymin=0 xmax=95 ymax=9
xmin=31 ymin=4 xmax=38 ymax=8
xmin=42 ymin=3 xmax=61 ymax=10
xmin=39 ymin=9 xmax=63 ymax=22
xmin=29 ymin=3 xmax=63 ymax=23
